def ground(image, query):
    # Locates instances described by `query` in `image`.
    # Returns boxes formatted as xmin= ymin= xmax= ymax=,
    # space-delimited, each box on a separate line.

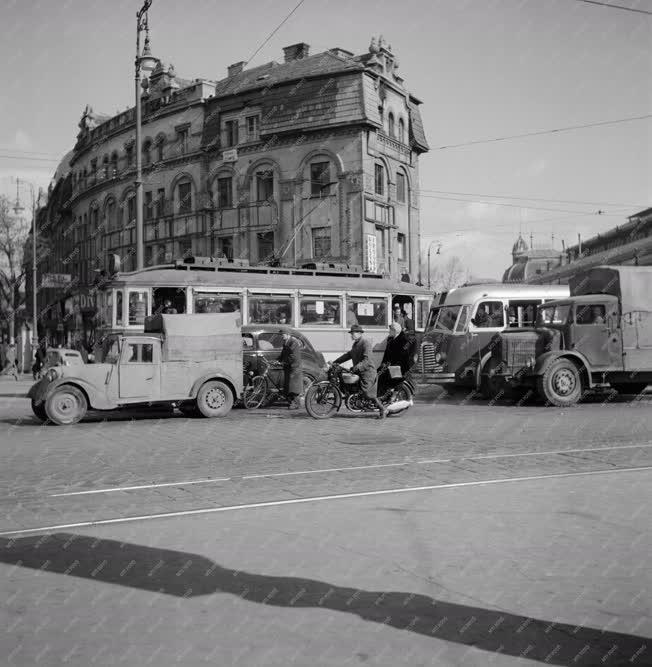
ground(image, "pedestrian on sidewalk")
xmin=1 ymin=344 xmax=19 ymax=381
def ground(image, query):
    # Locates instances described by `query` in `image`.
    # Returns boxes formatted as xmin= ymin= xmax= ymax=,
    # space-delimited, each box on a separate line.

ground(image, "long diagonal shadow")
xmin=0 ymin=534 xmax=648 ymax=666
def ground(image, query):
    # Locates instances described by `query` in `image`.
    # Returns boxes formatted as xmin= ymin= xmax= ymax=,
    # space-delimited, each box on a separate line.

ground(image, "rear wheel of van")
xmin=45 ymin=385 xmax=88 ymax=425
xmin=537 ymin=359 xmax=583 ymax=407
xmin=196 ymin=380 xmax=233 ymax=418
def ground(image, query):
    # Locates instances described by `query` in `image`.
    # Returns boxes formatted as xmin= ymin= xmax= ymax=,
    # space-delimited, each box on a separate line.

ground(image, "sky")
xmin=1 ymin=0 xmax=650 ymax=280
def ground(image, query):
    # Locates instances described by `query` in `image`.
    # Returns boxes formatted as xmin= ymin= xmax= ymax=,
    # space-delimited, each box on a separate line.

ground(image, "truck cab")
xmin=28 ymin=313 xmax=243 ymax=425
xmin=486 ymin=266 xmax=652 ymax=406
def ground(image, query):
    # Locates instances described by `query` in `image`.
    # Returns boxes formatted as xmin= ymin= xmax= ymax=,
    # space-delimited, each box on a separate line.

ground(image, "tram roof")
xmin=103 ymin=264 xmax=433 ymax=295
xmin=436 ymin=283 xmax=570 ymax=305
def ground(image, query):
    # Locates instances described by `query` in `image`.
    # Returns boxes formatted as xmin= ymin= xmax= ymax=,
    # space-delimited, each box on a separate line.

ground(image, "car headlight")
xmin=46 ymin=368 xmax=59 ymax=382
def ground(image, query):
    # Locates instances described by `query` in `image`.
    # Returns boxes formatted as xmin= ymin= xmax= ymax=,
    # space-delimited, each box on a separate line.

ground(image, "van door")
xmin=571 ymin=301 xmax=621 ymax=369
xmin=119 ymin=339 xmax=161 ymax=400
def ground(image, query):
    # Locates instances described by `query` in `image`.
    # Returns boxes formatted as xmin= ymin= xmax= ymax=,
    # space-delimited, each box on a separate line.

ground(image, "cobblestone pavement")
xmin=1 ymin=376 xmax=651 ymax=533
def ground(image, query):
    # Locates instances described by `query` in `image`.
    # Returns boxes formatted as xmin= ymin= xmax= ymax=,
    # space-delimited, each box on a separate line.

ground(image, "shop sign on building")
xmin=365 ymin=234 xmax=377 ymax=273
xmin=223 ymin=149 xmax=238 ymax=162
xmin=41 ymin=273 xmax=72 ymax=288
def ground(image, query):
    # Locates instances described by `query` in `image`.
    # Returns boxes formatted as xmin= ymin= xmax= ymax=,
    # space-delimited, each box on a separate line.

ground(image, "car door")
xmin=118 ymin=339 xmax=161 ymax=400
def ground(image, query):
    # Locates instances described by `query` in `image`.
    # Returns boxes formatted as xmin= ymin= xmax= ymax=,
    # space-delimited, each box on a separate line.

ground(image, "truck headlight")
xmin=434 ymin=352 xmax=446 ymax=363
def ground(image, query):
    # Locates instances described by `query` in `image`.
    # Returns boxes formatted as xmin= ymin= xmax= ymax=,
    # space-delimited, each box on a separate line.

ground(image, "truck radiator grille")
xmin=419 ymin=342 xmax=436 ymax=373
xmin=505 ymin=339 xmax=537 ymax=368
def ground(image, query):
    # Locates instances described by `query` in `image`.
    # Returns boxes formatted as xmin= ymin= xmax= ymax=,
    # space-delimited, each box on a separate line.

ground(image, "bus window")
xmin=472 ymin=301 xmax=504 ymax=328
xmin=428 ymin=305 xmax=460 ymax=332
xmin=128 ymin=291 xmax=149 ymax=325
xmin=299 ymin=297 xmax=342 ymax=326
xmin=115 ymin=290 xmax=123 ymax=326
xmin=194 ymin=292 xmax=241 ymax=315
xmin=455 ymin=305 xmax=470 ymax=332
xmin=507 ymin=300 xmax=540 ymax=328
xmin=249 ymin=295 xmax=293 ymax=325
xmin=347 ymin=297 xmax=387 ymax=327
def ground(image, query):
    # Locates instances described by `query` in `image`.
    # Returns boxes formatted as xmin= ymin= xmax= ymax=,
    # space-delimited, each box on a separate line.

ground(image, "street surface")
xmin=0 ymin=375 xmax=651 ymax=666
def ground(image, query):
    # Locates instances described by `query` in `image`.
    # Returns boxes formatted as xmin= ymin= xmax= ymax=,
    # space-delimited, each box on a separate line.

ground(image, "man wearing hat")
xmin=378 ymin=321 xmax=418 ymax=399
xmin=278 ymin=329 xmax=303 ymax=410
xmin=334 ymin=325 xmax=386 ymax=419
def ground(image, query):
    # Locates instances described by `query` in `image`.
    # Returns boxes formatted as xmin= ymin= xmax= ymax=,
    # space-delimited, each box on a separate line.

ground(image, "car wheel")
xmin=537 ymin=359 xmax=583 ymax=407
xmin=45 ymin=385 xmax=88 ymax=425
xmin=196 ymin=380 xmax=234 ymax=418
xmin=31 ymin=398 xmax=48 ymax=422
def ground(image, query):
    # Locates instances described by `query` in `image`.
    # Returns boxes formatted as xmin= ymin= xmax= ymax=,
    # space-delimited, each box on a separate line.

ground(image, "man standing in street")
xmin=334 ymin=324 xmax=386 ymax=419
xmin=278 ymin=329 xmax=303 ymax=410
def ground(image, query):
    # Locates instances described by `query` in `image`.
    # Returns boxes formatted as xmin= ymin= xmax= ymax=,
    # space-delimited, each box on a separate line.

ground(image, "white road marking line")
xmin=8 ymin=465 xmax=652 ymax=537
xmin=50 ymin=477 xmax=232 ymax=497
xmin=48 ymin=442 xmax=652 ymax=496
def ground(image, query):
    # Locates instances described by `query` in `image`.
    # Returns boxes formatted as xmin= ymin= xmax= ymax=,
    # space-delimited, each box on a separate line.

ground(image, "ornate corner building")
xmin=31 ymin=35 xmax=429 ymax=345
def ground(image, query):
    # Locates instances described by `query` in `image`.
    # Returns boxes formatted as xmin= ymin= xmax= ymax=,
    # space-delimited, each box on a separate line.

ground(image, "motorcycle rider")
xmin=378 ymin=321 xmax=418 ymax=400
xmin=333 ymin=324 xmax=386 ymax=419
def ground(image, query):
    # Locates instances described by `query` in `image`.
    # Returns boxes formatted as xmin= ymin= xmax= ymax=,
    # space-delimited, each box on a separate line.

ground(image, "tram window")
xmin=128 ymin=291 xmax=149 ymax=325
xmin=347 ymin=297 xmax=387 ymax=327
xmin=194 ymin=293 xmax=241 ymax=315
xmin=415 ymin=301 xmax=430 ymax=330
xmin=115 ymin=290 xmax=123 ymax=326
xmin=248 ymin=295 xmax=293 ymax=325
xmin=153 ymin=288 xmax=186 ymax=315
xmin=299 ymin=297 xmax=341 ymax=326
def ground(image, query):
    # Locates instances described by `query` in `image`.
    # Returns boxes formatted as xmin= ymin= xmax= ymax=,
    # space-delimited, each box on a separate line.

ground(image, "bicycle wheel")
xmin=243 ymin=375 xmax=267 ymax=409
xmin=305 ymin=381 xmax=341 ymax=419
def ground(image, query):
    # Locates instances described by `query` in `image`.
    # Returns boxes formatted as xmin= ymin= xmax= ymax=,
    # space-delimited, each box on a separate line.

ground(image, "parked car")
xmin=28 ymin=314 xmax=243 ymax=425
xmin=241 ymin=325 xmax=325 ymax=393
xmin=43 ymin=348 xmax=86 ymax=370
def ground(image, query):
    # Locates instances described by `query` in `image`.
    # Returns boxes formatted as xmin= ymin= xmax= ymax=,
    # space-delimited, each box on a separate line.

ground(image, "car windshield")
xmin=427 ymin=306 xmax=461 ymax=332
xmin=538 ymin=304 xmax=571 ymax=325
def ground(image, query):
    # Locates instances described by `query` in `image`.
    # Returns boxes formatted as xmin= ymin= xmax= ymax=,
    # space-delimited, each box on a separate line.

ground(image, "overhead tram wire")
xmin=434 ymin=114 xmax=652 ymax=150
xmin=573 ymin=0 xmax=652 ymax=15
xmin=418 ymin=189 xmax=648 ymax=210
xmin=245 ymin=0 xmax=307 ymax=65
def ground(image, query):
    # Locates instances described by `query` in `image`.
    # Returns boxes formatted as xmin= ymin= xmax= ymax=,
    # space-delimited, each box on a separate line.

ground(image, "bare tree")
xmin=0 ymin=195 xmax=30 ymax=343
xmin=427 ymin=255 xmax=470 ymax=292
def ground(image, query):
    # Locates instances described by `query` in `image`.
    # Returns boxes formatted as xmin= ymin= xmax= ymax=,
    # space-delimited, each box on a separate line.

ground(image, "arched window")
xmin=110 ymin=152 xmax=118 ymax=177
xmin=216 ymin=174 xmax=233 ymax=209
xmin=398 ymin=118 xmax=405 ymax=144
xmin=143 ymin=140 xmax=152 ymax=166
xmin=396 ymin=171 xmax=407 ymax=204
xmin=105 ymin=198 xmax=117 ymax=231
xmin=388 ymin=113 xmax=395 ymax=138
xmin=176 ymin=179 xmax=193 ymax=214
xmin=374 ymin=163 xmax=385 ymax=196
xmin=102 ymin=156 xmax=109 ymax=180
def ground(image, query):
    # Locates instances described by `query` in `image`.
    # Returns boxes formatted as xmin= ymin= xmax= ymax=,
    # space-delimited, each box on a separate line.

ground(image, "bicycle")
xmin=242 ymin=356 xmax=313 ymax=409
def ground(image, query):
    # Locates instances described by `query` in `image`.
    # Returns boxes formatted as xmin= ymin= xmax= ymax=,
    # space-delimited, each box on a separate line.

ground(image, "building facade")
xmin=502 ymin=209 xmax=652 ymax=285
xmin=30 ymin=36 xmax=429 ymax=346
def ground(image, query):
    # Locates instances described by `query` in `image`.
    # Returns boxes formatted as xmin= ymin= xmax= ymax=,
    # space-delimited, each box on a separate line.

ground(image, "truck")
xmin=28 ymin=313 xmax=243 ymax=425
xmin=481 ymin=266 xmax=652 ymax=406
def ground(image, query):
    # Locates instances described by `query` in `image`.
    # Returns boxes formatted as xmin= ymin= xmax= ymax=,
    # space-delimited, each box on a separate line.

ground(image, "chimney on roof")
xmin=228 ymin=61 xmax=246 ymax=77
xmin=283 ymin=43 xmax=310 ymax=62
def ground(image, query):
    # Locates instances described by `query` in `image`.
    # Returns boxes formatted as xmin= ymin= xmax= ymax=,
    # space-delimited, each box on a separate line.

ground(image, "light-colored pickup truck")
xmin=28 ymin=313 xmax=243 ymax=425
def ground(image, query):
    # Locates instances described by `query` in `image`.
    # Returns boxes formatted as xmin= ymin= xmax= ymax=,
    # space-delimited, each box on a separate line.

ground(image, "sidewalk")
xmin=0 ymin=375 xmax=33 ymax=397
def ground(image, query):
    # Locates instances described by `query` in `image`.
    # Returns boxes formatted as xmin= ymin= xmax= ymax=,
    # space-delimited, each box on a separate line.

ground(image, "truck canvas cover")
xmin=569 ymin=266 xmax=652 ymax=314
xmin=144 ymin=313 xmax=242 ymax=362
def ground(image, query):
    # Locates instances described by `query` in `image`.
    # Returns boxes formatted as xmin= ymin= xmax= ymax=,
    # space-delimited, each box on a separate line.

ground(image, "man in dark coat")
xmin=378 ymin=322 xmax=418 ymax=398
xmin=278 ymin=330 xmax=303 ymax=410
xmin=334 ymin=325 xmax=386 ymax=419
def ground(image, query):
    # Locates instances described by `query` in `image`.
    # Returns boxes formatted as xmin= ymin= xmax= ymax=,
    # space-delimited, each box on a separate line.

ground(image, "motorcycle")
xmin=304 ymin=362 xmax=414 ymax=420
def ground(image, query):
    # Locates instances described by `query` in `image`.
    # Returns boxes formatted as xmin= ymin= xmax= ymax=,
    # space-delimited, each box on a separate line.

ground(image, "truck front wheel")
xmin=537 ymin=359 xmax=583 ymax=407
xmin=196 ymin=380 xmax=234 ymax=418
xmin=45 ymin=385 xmax=88 ymax=425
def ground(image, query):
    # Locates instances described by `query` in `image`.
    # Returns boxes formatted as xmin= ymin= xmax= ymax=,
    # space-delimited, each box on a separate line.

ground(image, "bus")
xmin=415 ymin=283 xmax=569 ymax=395
xmin=92 ymin=257 xmax=434 ymax=362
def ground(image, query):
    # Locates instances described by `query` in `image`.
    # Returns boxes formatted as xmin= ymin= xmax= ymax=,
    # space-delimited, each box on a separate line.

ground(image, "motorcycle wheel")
xmin=305 ymin=381 xmax=341 ymax=419
xmin=390 ymin=382 xmax=414 ymax=404
xmin=345 ymin=393 xmax=365 ymax=413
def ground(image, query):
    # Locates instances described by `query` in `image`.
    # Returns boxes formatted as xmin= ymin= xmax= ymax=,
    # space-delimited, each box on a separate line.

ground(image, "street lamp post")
xmin=426 ymin=240 xmax=441 ymax=291
xmin=134 ymin=0 xmax=157 ymax=270
xmin=13 ymin=178 xmax=40 ymax=352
